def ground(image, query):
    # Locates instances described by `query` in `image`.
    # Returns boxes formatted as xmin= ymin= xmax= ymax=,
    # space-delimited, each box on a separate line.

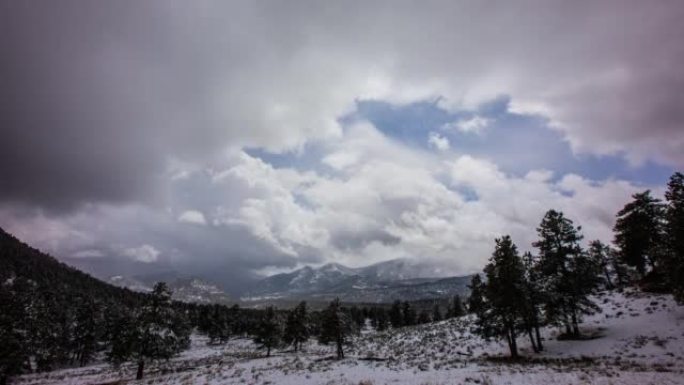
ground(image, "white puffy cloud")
xmin=443 ymin=116 xmax=490 ymax=135
xmin=210 ymin=122 xmax=647 ymax=274
xmin=428 ymin=132 xmax=450 ymax=151
xmin=178 ymin=210 xmax=207 ymax=225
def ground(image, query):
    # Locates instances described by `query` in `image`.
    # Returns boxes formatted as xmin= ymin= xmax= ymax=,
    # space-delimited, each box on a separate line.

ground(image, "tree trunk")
xmin=534 ymin=325 xmax=543 ymax=351
xmin=508 ymin=328 xmax=518 ymax=358
xmin=527 ymin=328 xmax=539 ymax=353
xmin=136 ymin=359 xmax=145 ymax=380
xmin=266 ymin=345 xmax=271 ymax=357
xmin=336 ymin=336 xmax=344 ymax=359
xmin=571 ymin=311 xmax=580 ymax=337
xmin=604 ymin=269 xmax=613 ymax=289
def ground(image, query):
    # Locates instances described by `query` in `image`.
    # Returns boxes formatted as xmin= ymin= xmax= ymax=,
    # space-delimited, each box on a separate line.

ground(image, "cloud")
xmin=1 ymin=1 xmax=683 ymax=212
xmin=123 ymin=244 xmax=160 ymax=263
xmin=178 ymin=210 xmax=207 ymax=225
xmin=428 ymin=132 xmax=450 ymax=151
xmin=0 ymin=1 xmax=680 ymax=291
xmin=71 ymin=249 xmax=105 ymax=259
xmin=443 ymin=116 xmax=490 ymax=134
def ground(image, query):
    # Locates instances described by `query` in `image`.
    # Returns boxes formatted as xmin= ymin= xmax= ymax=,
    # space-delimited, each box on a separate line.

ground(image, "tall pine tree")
xmin=283 ymin=301 xmax=309 ymax=352
xmin=318 ymin=298 xmax=355 ymax=359
xmin=253 ymin=306 xmax=282 ymax=357
xmin=108 ymin=282 xmax=191 ymax=380
xmin=613 ymin=191 xmax=666 ymax=278
xmin=533 ymin=210 xmax=599 ymax=338
xmin=477 ymin=236 xmax=527 ymax=358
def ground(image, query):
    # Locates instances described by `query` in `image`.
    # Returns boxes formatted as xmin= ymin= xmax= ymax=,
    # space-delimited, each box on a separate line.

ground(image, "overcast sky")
xmin=1 ymin=1 xmax=683 ymax=293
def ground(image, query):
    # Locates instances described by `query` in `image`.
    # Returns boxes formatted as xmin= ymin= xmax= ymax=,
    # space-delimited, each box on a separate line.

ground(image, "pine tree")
xmin=521 ymin=251 xmax=544 ymax=352
xmin=374 ymin=308 xmax=388 ymax=331
xmin=108 ymin=282 xmax=191 ymax=380
xmin=477 ymin=236 xmax=527 ymax=358
xmin=665 ymin=172 xmax=684 ymax=302
xmin=417 ymin=310 xmax=431 ymax=324
xmin=614 ymin=191 xmax=667 ymax=278
xmin=72 ymin=297 xmax=104 ymax=366
xmin=431 ymin=304 xmax=442 ymax=322
xmin=388 ymin=300 xmax=404 ymax=328
xmin=587 ymin=240 xmax=615 ymax=290
xmin=533 ymin=210 xmax=599 ymax=338
xmin=283 ymin=301 xmax=309 ymax=352
xmin=207 ymin=304 xmax=232 ymax=345
xmin=402 ymin=301 xmax=416 ymax=326
xmin=467 ymin=274 xmax=485 ymax=314
xmin=318 ymin=298 xmax=355 ymax=359
xmin=253 ymin=306 xmax=282 ymax=357
xmin=447 ymin=295 xmax=465 ymax=318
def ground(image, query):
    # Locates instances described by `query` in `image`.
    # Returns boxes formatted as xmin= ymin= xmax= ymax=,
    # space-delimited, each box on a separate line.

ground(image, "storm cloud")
xmin=1 ymin=1 xmax=682 ymax=292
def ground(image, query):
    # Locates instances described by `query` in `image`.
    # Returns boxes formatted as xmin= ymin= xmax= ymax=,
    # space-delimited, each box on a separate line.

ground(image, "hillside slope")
xmin=15 ymin=289 xmax=684 ymax=385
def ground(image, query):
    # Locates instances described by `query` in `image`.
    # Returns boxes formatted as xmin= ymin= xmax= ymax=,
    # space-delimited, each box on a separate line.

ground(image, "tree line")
xmin=467 ymin=172 xmax=684 ymax=357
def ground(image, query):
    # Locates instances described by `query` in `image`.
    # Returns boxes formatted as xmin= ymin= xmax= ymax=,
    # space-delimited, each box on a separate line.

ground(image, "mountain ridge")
xmin=243 ymin=259 xmax=472 ymax=303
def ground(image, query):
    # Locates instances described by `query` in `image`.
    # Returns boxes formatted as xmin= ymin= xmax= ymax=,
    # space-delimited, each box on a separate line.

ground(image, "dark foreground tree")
xmin=534 ymin=210 xmax=600 ymax=338
xmin=521 ymin=251 xmax=544 ymax=352
xmin=318 ymin=298 xmax=355 ymax=359
xmin=477 ymin=236 xmax=527 ymax=358
xmin=665 ymin=172 xmax=684 ymax=302
xmin=108 ymin=282 xmax=190 ymax=380
xmin=253 ymin=306 xmax=282 ymax=357
xmin=614 ymin=191 xmax=666 ymax=277
xmin=587 ymin=240 xmax=615 ymax=290
xmin=283 ymin=301 xmax=309 ymax=352
xmin=388 ymin=300 xmax=403 ymax=328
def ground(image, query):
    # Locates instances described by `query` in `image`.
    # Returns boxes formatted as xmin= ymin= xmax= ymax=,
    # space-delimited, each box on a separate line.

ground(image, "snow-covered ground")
xmin=14 ymin=290 xmax=684 ymax=385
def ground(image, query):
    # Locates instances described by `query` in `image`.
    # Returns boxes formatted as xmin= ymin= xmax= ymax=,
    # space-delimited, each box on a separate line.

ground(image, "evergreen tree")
xmin=665 ymin=172 xmax=684 ymax=302
xmin=72 ymin=298 xmax=104 ymax=366
xmin=521 ymin=251 xmax=544 ymax=352
xmin=108 ymin=282 xmax=191 ymax=380
xmin=431 ymin=304 xmax=442 ymax=322
xmin=318 ymin=298 xmax=355 ymax=359
xmin=206 ymin=304 xmax=232 ymax=345
xmin=467 ymin=274 xmax=485 ymax=314
xmin=477 ymin=236 xmax=527 ymax=358
xmin=533 ymin=210 xmax=599 ymax=338
xmin=417 ymin=310 xmax=431 ymax=324
xmin=587 ymin=240 xmax=615 ymax=290
xmin=388 ymin=300 xmax=404 ymax=328
xmin=374 ymin=308 xmax=388 ymax=331
xmin=446 ymin=295 xmax=465 ymax=318
xmin=253 ymin=306 xmax=282 ymax=357
xmin=283 ymin=301 xmax=309 ymax=352
xmin=402 ymin=301 xmax=416 ymax=326
xmin=614 ymin=191 xmax=666 ymax=277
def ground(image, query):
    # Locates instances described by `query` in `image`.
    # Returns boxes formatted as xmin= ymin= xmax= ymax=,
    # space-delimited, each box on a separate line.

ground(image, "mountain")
xmin=108 ymin=274 xmax=233 ymax=305
xmin=0 ymin=226 xmax=147 ymax=308
xmin=242 ymin=259 xmax=472 ymax=303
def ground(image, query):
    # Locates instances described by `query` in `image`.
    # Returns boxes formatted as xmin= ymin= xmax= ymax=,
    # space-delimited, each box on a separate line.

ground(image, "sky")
xmin=1 ymin=1 xmax=683 ymax=294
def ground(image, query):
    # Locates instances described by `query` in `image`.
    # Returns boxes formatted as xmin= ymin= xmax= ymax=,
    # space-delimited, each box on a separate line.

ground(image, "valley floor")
xmin=13 ymin=290 xmax=684 ymax=385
